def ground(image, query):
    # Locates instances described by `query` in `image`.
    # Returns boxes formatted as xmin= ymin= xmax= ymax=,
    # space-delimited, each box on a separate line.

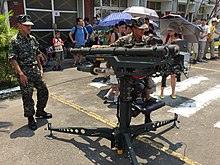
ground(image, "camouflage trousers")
xmin=19 ymin=70 xmax=49 ymax=117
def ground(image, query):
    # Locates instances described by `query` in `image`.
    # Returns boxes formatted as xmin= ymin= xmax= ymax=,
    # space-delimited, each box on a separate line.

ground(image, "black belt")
xmin=20 ymin=65 xmax=38 ymax=69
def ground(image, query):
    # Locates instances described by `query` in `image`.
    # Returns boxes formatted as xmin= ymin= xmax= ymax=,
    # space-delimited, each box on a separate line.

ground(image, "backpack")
xmin=66 ymin=25 xmax=87 ymax=47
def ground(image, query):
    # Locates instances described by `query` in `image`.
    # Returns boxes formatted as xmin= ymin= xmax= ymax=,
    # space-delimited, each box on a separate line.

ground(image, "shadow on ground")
xmin=10 ymin=119 xmax=48 ymax=138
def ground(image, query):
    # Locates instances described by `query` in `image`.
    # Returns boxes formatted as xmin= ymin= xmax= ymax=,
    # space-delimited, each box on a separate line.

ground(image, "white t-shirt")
xmin=198 ymin=25 xmax=210 ymax=42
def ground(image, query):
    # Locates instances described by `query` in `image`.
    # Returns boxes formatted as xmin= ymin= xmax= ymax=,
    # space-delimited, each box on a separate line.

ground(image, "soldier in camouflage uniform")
xmin=8 ymin=14 xmax=52 ymax=130
xmin=110 ymin=19 xmax=150 ymax=47
xmin=102 ymin=17 xmax=158 ymax=123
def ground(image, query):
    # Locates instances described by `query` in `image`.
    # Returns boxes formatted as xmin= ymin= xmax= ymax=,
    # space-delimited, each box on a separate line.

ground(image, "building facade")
xmin=4 ymin=0 xmax=219 ymax=47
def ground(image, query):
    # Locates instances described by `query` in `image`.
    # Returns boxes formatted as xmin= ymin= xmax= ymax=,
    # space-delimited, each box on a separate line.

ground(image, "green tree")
xmin=0 ymin=11 xmax=18 ymax=90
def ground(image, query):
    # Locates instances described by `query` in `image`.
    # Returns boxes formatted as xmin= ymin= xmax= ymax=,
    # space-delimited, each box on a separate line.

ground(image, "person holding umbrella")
xmin=160 ymin=26 xmax=182 ymax=99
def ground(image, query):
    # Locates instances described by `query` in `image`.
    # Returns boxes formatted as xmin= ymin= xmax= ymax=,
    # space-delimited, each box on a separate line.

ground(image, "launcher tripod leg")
xmin=45 ymin=76 xmax=179 ymax=165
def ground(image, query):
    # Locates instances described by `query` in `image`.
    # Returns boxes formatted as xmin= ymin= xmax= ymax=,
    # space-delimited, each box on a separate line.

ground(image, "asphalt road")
xmin=0 ymin=58 xmax=220 ymax=165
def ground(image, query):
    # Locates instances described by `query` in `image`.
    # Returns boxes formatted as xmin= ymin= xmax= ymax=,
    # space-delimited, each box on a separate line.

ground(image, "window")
xmin=111 ymin=0 xmax=119 ymax=7
xmin=25 ymin=0 xmax=51 ymax=9
xmin=94 ymin=0 xmax=127 ymax=18
xmin=102 ymin=0 xmax=110 ymax=6
xmin=120 ymin=1 xmax=126 ymax=7
xmin=25 ymin=0 xmax=78 ymax=47
xmin=199 ymin=7 xmax=204 ymax=14
xmin=54 ymin=0 xmax=77 ymax=10
xmin=95 ymin=0 xmax=127 ymax=7
xmin=178 ymin=4 xmax=186 ymax=12
xmin=95 ymin=0 xmax=101 ymax=6
xmin=147 ymin=1 xmax=161 ymax=10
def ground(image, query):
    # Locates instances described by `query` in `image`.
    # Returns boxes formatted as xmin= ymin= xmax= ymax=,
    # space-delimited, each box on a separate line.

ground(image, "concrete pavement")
xmin=0 ymin=58 xmax=220 ymax=165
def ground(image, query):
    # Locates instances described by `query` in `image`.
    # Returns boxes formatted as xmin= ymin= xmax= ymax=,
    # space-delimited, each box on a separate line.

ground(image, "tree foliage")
xmin=0 ymin=11 xmax=18 ymax=89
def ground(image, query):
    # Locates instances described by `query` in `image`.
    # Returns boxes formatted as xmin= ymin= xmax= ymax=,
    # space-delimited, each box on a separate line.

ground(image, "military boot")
xmin=28 ymin=116 xmax=37 ymax=130
xmin=35 ymin=110 xmax=52 ymax=119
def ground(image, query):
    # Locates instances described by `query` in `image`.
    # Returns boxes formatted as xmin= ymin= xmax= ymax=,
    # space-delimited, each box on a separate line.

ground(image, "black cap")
xmin=16 ymin=14 xmax=34 ymax=25
xmin=84 ymin=17 xmax=90 ymax=22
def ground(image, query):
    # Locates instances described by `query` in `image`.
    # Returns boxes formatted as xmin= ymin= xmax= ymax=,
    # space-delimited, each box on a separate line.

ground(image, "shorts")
xmin=55 ymin=51 xmax=64 ymax=61
xmin=141 ymin=77 xmax=155 ymax=89
xmin=73 ymin=45 xmax=84 ymax=56
xmin=110 ymin=75 xmax=118 ymax=84
xmin=188 ymin=43 xmax=198 ymax=54
xmin=74 ymin=45 xmax=84 ymax=48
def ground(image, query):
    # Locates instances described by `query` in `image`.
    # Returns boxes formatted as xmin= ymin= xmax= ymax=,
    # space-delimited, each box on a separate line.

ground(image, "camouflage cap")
xmin=131 ymin=17 xmax=148 ymax=29
xmin=16 ymin=14 xmax=34 ymax=26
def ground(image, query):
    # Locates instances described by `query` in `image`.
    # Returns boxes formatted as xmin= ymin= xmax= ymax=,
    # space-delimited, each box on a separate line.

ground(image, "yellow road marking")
xmin=137 ymin=136 xmax=201 ymax=165
xmin=50 ymin=94 xmax=201 ymax=165
xmin=50 ymin=94 xmax=116 ymax=128
xmin=191 ymin=66 xmax=220 ymax=73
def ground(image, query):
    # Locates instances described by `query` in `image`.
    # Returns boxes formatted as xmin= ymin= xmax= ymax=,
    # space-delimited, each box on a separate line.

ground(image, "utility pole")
xmin=208 ymin=0 xmax=219 ymax=19
xmin=213 ymin=0 xmax=219 ymax=17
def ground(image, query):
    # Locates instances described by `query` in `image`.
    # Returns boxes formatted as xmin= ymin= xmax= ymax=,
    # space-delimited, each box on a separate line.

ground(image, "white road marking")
xmin=0 ymin=86 xmax=20 ymax=94
xmin=214 ymin=121 xmax=220 ymax=128
xmin=89 ymin=82 xmax=107 ymax=88
xmin=175 ymin=76 xmax=209 ymax=92
xmin=168 ymin=85 xmax=220 ymax=117
xmin=155 ymin=76 xmax=208 ymax=95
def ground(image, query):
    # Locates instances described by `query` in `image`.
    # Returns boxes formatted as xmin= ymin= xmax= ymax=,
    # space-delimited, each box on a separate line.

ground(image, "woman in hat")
xmin=160 ymin=26 xmax=182 ymax=99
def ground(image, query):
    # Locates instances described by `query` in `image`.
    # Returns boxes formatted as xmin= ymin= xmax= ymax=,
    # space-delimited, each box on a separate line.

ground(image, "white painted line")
xmin=0 ymin=86 xmax=20 ymax=94
xmin=214 ymin=121 xmax=220 ymax=128
xmin=156 ymin=76 xmax=208 ymax=95
xmin=89 ymin=82 xmax=107 ymax=88
xmin=168 ymin=85 xmax=220 ymax=117
xmin=175 ymin=76 xmax=208 ymax=92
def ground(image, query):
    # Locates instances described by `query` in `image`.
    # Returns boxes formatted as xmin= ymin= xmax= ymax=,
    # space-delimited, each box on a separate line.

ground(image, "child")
xmin=104 ymin=74 xmax=119 ymax=104
xmin=52 ymin=30 xmax=64 ymax=71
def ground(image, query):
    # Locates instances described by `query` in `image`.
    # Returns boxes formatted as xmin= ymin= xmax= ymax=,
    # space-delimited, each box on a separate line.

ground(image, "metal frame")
xmin=23 ymin=0 xmax=78 ymax=35
xmin=47 ymin=75 xmax=179 ymax=164
xmin=46 ymin=46 xmax=181 ymax=164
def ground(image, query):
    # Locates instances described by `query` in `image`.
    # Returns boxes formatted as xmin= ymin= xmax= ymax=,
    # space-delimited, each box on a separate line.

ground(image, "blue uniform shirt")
xmin=70 ymin=25 xmax=88 ymax=48
xmin=85 ymin=24 xmax=93 ymax=43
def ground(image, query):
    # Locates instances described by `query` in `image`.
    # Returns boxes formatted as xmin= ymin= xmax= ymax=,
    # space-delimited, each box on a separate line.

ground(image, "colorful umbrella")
xmin=97 ymin=12 xmax=133 ymax=27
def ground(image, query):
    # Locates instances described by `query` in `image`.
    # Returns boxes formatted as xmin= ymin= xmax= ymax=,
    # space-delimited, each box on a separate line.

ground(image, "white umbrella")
xmin=123 ymin=6 xmax=159 ymax=19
